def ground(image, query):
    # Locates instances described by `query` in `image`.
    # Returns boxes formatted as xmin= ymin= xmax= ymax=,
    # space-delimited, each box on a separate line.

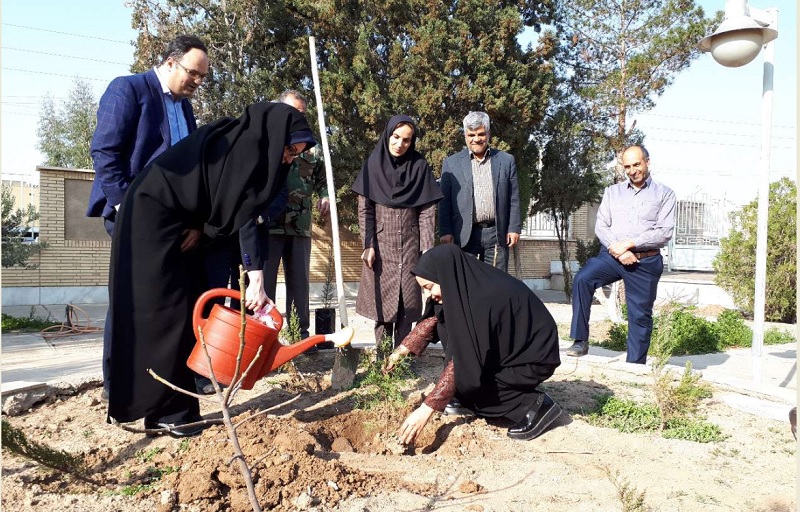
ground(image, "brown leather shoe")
xmin=566 ymin=341 xmax=589 ymax=357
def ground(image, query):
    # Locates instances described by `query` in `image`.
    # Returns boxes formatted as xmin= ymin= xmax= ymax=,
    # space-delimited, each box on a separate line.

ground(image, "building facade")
xmin=1 ymin=167 xmax=593 ymax=306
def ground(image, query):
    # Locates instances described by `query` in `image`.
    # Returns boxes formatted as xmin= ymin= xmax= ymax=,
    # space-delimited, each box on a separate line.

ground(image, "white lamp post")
xmin=698 ymin=0 xmax=778 ymax=383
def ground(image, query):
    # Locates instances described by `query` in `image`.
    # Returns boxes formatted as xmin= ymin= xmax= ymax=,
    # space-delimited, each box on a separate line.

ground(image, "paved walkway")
xmin=2 ymin=291 xmax=796 ymax=419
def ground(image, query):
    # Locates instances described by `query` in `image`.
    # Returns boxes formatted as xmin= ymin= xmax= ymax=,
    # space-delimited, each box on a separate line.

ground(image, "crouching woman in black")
xmin=384 ymin=244 xmax=562 ymax=444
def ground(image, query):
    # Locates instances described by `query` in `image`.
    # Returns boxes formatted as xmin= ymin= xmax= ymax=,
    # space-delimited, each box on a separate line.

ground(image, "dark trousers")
xmin=463 ymin=224 xmax=509 ymax=273
xmin=102 ymin=218 xmax=115 ymax=393
xmin=263 ymin=234 xmax=312 ymax=339
xmin=570 ymin=246 xmax=663 ymax=364
xmin=203 ymin=236 xmax=242 ymax=313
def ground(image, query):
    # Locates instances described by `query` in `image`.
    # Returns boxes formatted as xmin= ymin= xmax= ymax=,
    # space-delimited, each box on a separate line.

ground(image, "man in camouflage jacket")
xmin=263 ymin=145 xmax=329 ymax=339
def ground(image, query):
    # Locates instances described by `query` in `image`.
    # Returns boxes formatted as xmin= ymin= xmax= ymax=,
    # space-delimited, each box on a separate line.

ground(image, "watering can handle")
xmin=192 ymin=288 xmax=284 ymax=337
xmin=192 ymin=288 xmax=247 ymax=336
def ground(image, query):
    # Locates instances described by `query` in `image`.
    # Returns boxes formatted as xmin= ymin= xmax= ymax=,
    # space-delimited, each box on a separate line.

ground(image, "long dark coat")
xmin=107 ymin=102 xmax=312 ymax=423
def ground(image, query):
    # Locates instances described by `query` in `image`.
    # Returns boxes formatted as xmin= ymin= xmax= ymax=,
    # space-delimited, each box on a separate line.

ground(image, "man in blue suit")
xmin=88 ymin=34 xmax=209 ymax=409
xmin=438 ymin=111 xmax=521 ymax=273
xmin=87 ymin=34 xmax=208 ymax=235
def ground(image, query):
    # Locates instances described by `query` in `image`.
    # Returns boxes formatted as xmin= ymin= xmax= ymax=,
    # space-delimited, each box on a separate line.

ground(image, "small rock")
xmin=384 ymin=436 xmax=407 ymax=456
xmin=293 ymin=491 xmax=314 ymax=510
xmin=458 ymin=480 xmax=485 ymax=494
xmin=160 ymin=489 xmax=176 ymax=505
xmin=327 ymin=480 xmax=340 ymax=491
xmin=466 ymin=505 xmax=484 ymax=511
xmin=2 ymin=389 xmax=53 ymax=416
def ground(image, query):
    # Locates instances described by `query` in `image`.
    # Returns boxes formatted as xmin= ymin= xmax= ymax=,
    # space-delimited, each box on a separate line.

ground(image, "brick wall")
xmin=2 ymin=168 xmax=594 ymax=292
xmin=2 ymin=168 xmax=110 ymax=288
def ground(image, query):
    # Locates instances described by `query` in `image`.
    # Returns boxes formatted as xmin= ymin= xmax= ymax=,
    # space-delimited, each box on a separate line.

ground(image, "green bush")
xmin=712 ymin=310 xmax=752 ymax=348
xmin=764 ymin=328 xmax=796 ymax=345
xmin=602 ymin=306 xmax=779 ymax=356
xmin=602 ymin=323 xmax=628 ymax=351
xmin=659 ymin=307 xmax=717 ymax=356
xmin=713 ymin=178 xmax=796 ymax=324
xmin=663 ymin=417 xmax=725 ymax=443
xmin=587 ymin=395 xmax=662 ymax=433
xmin=1 ymin=311 xmax=61 ymax=332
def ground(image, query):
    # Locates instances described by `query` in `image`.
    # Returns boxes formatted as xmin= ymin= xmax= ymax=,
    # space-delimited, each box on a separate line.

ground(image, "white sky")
xmin=1 ymin=0 xmax=796 ymax=208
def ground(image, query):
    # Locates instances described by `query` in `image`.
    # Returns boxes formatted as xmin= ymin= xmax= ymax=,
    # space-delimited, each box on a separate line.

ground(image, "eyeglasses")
xmin=175 ymin=60 xmax=208 ymax=81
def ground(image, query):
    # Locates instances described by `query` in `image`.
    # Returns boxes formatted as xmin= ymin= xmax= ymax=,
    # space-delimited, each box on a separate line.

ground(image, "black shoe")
xmin=444 ymin=398 xmax=475 ymax=417
xmin=566 ymin=340 xmax=589 ymax=357
xmin=144 ymin=415 xmax=206 ymax=438
xmin=195 ymin=376 xmax=216 ymax=395
xmin=507 ymin=393 xmax=562 ymax=440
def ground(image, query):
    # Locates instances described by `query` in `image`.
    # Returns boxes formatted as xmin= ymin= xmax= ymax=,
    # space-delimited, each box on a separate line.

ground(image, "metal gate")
xmin=667 ymin=193 xmax=734 ymax=271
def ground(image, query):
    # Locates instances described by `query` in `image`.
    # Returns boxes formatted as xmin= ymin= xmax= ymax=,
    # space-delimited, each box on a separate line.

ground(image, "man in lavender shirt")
xmin=567 ymin=145 xmax=676 ymax=364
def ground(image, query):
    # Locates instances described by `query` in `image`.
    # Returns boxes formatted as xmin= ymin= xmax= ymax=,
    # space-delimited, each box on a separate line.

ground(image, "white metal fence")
xmin=668 ymin=193 xmax=735 ymax=271
xmin=521 ymin=211 xmax=569 ymax=239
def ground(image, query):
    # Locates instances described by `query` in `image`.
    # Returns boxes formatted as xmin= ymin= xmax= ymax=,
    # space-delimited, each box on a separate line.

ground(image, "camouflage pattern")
xmin=269 ymin=147 xmax=328 ymax=237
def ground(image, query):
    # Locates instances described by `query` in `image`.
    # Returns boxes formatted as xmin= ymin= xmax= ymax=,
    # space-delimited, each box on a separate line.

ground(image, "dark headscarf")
xmin=150 ymin=101 xmax=315 ymax=237
xmin=351 ymin=114 xmax=442 ymax=208
xmin=412 ymin=244 xmax=561 ymax=399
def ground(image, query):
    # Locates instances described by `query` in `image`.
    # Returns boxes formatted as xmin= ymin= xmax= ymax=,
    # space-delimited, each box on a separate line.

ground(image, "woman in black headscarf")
xmin=351 ymin=115 xmax=443 ymax=347
xmin=384 ymin=244 xmax=562 ymax=444
xmin=108 ymin=102 xmax=315 ymax=436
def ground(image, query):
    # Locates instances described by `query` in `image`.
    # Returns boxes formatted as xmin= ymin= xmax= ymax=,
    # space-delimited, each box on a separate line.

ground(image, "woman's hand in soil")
xmin=383 ymin=346 xmax=410 ymax=374
xmin=398 ymin=403 xmax=434 ymax=445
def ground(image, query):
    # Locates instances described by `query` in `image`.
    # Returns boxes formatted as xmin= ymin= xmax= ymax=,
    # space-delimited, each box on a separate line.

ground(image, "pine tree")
xmin=532 ymin=106 xmax=605 ymax=299
xmin=127 ymin=0 xmax=557 ymax=222
xmin=556 ymin=0 xmax=721 ymax=178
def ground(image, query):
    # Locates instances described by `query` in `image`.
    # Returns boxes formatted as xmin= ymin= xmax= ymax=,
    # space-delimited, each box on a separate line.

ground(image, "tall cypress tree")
xmin=128 ymin=0 xmax=558 ymax=224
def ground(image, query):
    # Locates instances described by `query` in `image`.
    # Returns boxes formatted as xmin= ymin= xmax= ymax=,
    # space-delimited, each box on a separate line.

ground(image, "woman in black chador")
xmin=384 ymin=244 xmax=562 ymax=444
xmin=107 ymin=102 xmax=315 ymax=436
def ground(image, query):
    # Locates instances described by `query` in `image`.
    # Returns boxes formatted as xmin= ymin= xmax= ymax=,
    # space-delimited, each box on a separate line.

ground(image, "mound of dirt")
xmin=2 ymin=350 xmax=796 ymax=511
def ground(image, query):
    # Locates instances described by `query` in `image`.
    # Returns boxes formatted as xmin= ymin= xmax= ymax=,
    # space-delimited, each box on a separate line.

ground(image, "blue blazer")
xmin=438 ymin=147 xmax=522 ymax=247
xmin=86 ymin=69 xmax=197 ymax=220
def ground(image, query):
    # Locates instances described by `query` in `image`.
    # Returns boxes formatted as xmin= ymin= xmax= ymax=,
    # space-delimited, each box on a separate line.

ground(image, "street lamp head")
xmin=698 ymin=15 xmax=778 ymax=68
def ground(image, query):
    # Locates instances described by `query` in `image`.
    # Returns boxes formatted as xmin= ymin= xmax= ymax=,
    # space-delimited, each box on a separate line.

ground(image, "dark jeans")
xmin=570 ymin=246 xmax=663 ymax=364
xmin=463 ymin=224 xmax=508 ymax=272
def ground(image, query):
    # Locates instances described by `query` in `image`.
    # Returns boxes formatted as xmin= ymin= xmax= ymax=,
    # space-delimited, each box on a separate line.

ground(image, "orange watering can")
xmin=187 ymin=288 xmax=354 ymax=390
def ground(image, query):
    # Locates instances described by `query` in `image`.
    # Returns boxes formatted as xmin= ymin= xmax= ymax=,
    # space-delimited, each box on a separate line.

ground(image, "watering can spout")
xmin=263 ymin=327 xmax=355 ymax=375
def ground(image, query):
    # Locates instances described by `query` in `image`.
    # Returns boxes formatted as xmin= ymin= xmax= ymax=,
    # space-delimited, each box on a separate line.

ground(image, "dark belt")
xmin=473 ymin=220 xmax=495 ymax=228
xmin=634 ymin=249 xmax=660 ymax=259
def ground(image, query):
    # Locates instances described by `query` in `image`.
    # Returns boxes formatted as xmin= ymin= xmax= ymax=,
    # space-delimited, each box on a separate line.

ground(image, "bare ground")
xmin=2 ymin=349 xmax=796 ymax=512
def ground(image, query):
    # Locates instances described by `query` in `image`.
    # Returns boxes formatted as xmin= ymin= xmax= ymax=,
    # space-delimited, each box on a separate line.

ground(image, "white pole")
xmin=751 ymin=8 xmax=777 ymax=383
xmin=308 ymin=36 xmax=348 ymax=327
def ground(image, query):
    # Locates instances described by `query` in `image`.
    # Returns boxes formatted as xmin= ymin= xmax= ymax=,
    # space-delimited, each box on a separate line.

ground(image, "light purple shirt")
xmin=594 ymin=176 xmax=676 ymax=251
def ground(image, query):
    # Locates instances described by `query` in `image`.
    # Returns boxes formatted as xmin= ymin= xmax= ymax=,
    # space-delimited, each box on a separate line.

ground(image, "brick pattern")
xmin=3 ymin=169 xmax=590 ymax=289
xmin=3 ymin=168 xmax=110 ymax=287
